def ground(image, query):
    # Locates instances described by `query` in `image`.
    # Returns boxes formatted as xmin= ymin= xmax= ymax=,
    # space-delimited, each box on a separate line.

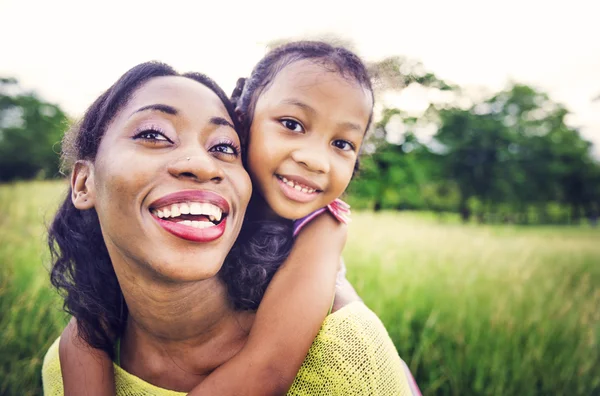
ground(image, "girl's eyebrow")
xmin=281 ymin=99 xmax=316 ymax=116
xmin=281 ymin=98 xmax=363 ymax=132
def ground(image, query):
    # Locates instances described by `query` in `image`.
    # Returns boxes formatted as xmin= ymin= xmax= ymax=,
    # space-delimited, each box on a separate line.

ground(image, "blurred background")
xmin=1 ymin=0 xmax=598 ymax=395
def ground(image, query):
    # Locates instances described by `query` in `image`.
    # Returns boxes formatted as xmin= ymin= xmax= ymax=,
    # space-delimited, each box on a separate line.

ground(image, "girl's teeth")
xmin=157 ymin=209 xmax=164 ymax=218
xmin=163 ymin=208 xmax=171 ymax=217
xmin=279 ymin=175 xmax=317 ymax=194
xmin=170 ymin=205 xmax=181 ymax=217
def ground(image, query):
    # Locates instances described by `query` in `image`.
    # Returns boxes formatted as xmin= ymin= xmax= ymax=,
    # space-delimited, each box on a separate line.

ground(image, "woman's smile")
xmin=89 ymin=75 xmax=252 ymax=281
xmin=150 ymin=189 xmax=230 ymax=242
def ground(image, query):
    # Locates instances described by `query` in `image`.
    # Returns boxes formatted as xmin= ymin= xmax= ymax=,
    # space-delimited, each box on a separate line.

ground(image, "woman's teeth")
xmin=279 ymin=176 xmax=317 ymax=194
xmin=153 ymin=202 xmax=223 ymax=222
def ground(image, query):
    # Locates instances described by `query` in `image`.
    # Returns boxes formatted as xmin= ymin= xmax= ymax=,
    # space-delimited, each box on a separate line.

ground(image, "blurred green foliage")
xmin=0 ymin=78 xmax=68 ymax=181
xmin=2 ymin=50 xmax=599 ymax=224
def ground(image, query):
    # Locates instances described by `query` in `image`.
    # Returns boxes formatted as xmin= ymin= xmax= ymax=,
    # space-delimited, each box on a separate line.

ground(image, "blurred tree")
xmin=0 ymin=78 xmax=68 ymax=182
xmin=432 ymin=84 xmax=600 ymax=223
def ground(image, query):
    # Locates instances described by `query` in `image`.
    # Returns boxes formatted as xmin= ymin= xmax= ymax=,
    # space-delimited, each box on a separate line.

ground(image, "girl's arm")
xmin=59 ymin=318 xmax=114 ymax=396
xmin=190 ymin=211 xmax=347 ymax=395
xmin=58 ymin=212 xmax=346 ymax=396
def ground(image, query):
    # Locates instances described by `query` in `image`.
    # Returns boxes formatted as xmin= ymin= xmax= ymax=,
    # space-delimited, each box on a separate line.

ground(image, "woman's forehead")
xmin=124 ymin=76 xmax=231 ymax=121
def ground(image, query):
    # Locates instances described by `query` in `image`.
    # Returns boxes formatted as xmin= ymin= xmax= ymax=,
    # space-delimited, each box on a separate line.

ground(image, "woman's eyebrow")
xmin=131 ymin=104 xmax=178 ymax=117
xmin=210 ymin=117 xmax=235 ymax=129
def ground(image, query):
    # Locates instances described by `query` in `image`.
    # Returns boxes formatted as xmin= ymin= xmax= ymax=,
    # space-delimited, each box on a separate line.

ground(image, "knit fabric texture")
xmin=43 ymin=302 xmax=412 ymax=395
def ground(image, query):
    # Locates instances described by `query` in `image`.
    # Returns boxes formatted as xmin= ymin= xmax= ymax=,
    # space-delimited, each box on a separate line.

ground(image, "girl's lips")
xmin=277 ymin=174 xmax=322 ymax=191
xmin=276 ymin=176 xmax=321 ymax=204
xmin=155 ymin=216 xmax=227 ymax=243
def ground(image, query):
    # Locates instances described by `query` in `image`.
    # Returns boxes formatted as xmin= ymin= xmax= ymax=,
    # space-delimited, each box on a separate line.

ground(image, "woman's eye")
xmin=210 ymin=144 xmax=238 ymax=156
xmin=134 ymin=130 xmax=171 ymax=142
xmin=332 ymin=140 xmax=355 ymax=152
xmin=281 ymin=119 xmax=304 ymax=133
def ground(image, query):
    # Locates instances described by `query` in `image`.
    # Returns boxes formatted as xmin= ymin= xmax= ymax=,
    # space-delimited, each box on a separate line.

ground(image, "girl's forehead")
xmin=258 ymin=60 xmax=373 ymax=121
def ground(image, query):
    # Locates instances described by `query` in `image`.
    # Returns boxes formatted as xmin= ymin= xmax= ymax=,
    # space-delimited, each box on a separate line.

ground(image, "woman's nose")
xmin=291 ymin=144 xmax=330 ymax=174
xmin=167 ymin=152 xmax=225 ymax=183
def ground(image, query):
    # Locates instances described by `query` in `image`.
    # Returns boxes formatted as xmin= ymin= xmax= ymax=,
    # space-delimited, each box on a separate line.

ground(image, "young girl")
xmin=55 ymin=41 xmax=420 ymax=395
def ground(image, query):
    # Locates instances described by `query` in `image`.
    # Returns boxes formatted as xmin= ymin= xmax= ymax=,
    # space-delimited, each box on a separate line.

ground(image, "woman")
xmin=43 ymin=61 xmax=413 ymax=395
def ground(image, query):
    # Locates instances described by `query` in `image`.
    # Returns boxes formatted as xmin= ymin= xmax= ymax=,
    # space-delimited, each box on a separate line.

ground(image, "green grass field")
xmin=1 ymin=180 xmax=599 ymax=395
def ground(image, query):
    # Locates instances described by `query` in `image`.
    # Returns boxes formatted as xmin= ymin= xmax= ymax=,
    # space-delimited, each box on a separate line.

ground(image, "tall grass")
xmin=1 ymin=181 xmax=599 ymax=395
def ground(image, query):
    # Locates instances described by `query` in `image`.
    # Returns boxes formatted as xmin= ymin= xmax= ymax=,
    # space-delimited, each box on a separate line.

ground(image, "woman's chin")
xmin=145 ymin=254 xmax=225 ymax=283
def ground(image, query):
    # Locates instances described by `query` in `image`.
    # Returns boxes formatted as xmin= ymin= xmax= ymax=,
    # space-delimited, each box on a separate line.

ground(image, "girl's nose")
xmin=291 ymin=144 xmax=330 ymax=174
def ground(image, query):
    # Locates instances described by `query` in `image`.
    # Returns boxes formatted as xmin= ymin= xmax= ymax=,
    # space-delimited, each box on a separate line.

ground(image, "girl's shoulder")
xmin=289 ymin=301 xmax=415 ymax=395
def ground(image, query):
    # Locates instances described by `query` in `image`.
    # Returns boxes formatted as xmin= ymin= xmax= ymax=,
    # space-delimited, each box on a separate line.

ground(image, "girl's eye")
xmin=133 ymin=130 xmax=172 ymax=143
xmin=280 ymin=119 xmax=304 ymax=133
xmin=332 ymin=139 xmax=355 ymax=152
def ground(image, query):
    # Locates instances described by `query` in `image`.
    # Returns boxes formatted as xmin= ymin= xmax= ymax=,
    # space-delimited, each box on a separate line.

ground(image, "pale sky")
xmin=2 ymin=0 xmax=599 ymax=154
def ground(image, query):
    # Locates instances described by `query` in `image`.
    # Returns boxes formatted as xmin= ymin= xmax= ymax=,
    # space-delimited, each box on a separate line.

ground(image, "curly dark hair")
xmin=230 ymin=40 xmax=374 ymax=174
xmin=48 ymin=61 xmax=293 ymax=358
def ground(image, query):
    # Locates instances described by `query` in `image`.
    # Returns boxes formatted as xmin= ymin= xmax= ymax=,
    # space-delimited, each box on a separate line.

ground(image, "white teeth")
xmin=279 ymin=175 xmax=317 ymax=194
xmin=189 ymin=202 xmax=202 ymax=215
xmin=180 ymin=203 xmax=190 ymax=215
xmin=157 ymin=201 xmax=222 ymax=221
xmin=178 ymin=220 xmax=215 ymax=229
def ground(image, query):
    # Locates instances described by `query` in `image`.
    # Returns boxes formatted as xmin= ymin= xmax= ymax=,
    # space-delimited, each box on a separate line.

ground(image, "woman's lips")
xmin=149 ymin=190 xmax=230 ymax=243
xmin=155 ymin=216 xmax=227 ymax=243
xmin=276 ymin=176 xmax=321 ymax=204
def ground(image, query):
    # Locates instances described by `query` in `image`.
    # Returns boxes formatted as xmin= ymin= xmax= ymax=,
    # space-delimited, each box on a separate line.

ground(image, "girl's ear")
xmin=71 ymin=160 xmax=96 ymax=210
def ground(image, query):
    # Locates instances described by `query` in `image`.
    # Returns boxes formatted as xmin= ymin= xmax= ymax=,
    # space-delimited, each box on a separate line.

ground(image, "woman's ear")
xmin=71 ymin=160 xmax=96 ymax=210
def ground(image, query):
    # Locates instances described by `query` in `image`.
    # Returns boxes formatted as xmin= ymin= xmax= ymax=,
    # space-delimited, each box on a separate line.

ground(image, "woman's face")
xmin=76 ymin=76 xmax=251 ymax=281
xmin=246 ymin=60 xmax=372 ymax=220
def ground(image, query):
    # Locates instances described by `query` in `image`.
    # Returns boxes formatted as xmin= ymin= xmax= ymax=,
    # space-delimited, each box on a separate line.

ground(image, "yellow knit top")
xmin=42 ymin=302 xmax=413 ymax=395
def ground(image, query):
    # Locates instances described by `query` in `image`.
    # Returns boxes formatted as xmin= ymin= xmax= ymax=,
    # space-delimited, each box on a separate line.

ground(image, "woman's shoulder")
xmin=289 ymin=302 xmax=415 ymax=395
xmin=42 ymin=338 xmax=65 ymax=395
xmin=42 ymin=337 xmax=186 ymax=396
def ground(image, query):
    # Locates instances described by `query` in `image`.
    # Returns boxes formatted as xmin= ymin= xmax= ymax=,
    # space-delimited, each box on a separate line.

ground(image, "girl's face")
xmin=247 ymin=60 xmax=372 ymax=220
xmin=73 ymin=76 xmax=252 ymax=282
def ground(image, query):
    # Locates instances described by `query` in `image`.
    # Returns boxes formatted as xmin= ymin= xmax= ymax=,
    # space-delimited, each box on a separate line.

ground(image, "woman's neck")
xmin=118 ymin=274 xmax=255 ymax=391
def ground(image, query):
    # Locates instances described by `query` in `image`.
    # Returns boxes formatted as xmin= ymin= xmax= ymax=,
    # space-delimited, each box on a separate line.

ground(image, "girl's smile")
xmin=247 ymin=59 xmax=372 ymax=220
xmin=275 ymin=174 xmax=322 ymax=203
